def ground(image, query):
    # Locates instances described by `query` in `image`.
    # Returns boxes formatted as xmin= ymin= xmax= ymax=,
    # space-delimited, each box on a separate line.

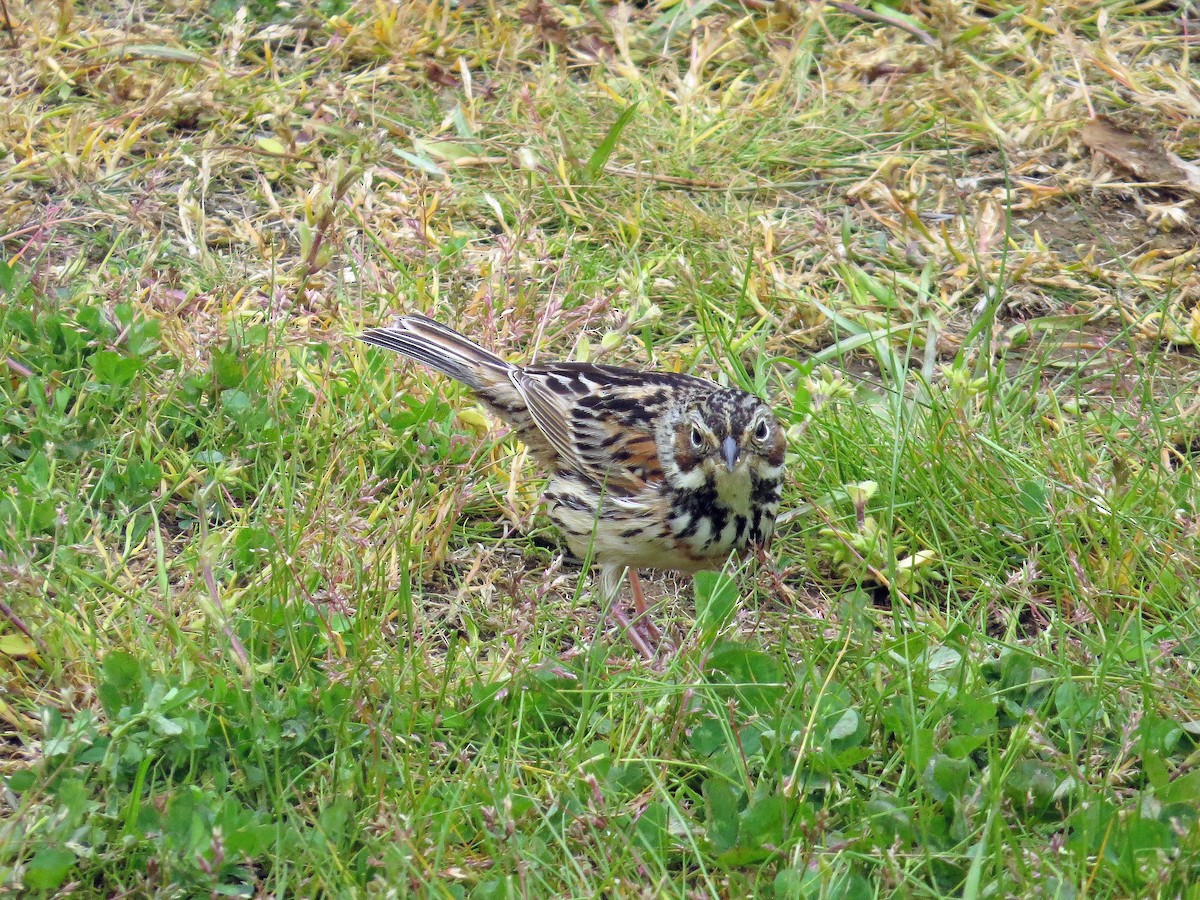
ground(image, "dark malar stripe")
xmin=751 ymin=474 xmax=782 ymax=505
xmin=669 ymin=472 xmax=731 ymax=545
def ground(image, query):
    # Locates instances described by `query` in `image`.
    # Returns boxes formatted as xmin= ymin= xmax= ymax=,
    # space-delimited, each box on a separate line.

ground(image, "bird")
xmin=358 ymin=313 xmax=786 ymax=657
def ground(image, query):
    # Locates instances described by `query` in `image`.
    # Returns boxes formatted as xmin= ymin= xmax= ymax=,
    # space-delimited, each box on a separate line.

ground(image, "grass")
xmin=2 ymin=0 xmax=1200 ymax=895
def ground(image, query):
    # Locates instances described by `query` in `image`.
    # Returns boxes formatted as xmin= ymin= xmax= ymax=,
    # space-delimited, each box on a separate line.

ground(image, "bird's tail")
xmin=357 ymin=314 xmax=515 ymax=390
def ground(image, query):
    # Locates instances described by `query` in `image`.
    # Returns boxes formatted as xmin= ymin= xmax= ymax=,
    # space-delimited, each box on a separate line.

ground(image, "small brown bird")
xmin=359 ymin=314 xmax=785 ymax=656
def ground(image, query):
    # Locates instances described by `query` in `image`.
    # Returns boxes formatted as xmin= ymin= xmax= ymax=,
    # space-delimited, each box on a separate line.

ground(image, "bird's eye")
xmin=754 ymin=420 xmax=771 ymax=442
xmin=690 ymin=426 xmax=705 ymax=448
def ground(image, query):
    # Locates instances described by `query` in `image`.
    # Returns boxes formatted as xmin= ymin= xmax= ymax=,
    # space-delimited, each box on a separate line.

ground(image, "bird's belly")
xmin=545 ymin=494 xmax=696 ymax=571
xmin=544 ymin=481 xmax=764 ymax=574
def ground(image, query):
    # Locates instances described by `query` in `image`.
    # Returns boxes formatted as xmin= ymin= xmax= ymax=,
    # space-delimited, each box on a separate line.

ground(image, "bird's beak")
xmin=722 ymin=435 xmax=740 ymax=472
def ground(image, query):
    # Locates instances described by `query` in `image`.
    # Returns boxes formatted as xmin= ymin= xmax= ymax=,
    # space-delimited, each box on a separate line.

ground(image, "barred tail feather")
xmin=357 ymin=314 xmax=513 ymax=390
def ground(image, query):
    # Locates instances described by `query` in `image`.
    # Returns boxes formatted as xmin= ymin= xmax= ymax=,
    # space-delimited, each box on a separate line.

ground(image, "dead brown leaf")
xmin=1081 ymin=117 xmax=1200 ymax=197
xmin=518 ymin=0 xmax=571 ymax=47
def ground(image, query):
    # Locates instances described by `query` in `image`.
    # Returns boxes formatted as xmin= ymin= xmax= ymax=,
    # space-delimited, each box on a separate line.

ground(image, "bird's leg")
xmin=627 ymin=569 xmax=663 ymax=643
xmin=600 ymin=565 xmax=656 ymax=661
xmin=609 ymin=603 xmax=656 ymax=661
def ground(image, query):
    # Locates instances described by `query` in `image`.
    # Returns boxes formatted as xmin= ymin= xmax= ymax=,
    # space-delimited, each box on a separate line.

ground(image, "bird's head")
xmin=665 ymin=390 xmax=785 ymax=493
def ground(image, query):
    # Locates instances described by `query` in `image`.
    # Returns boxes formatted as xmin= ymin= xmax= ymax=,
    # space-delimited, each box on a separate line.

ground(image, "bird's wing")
xmin=514 ymin=364 xmax=705 ymax=496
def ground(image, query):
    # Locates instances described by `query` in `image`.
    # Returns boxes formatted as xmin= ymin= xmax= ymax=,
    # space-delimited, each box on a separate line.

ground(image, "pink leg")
xmin=610 ymin=603 xmax=656 ymax=661
xmin=600 ymin=566 xmax=667 ymax=660
xmin=627 ymin=570 xmax=663 ymax=642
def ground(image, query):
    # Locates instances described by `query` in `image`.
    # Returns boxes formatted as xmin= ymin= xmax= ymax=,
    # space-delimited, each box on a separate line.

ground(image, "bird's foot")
xmin=610 ymin=605 xmax=659 ymax=661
